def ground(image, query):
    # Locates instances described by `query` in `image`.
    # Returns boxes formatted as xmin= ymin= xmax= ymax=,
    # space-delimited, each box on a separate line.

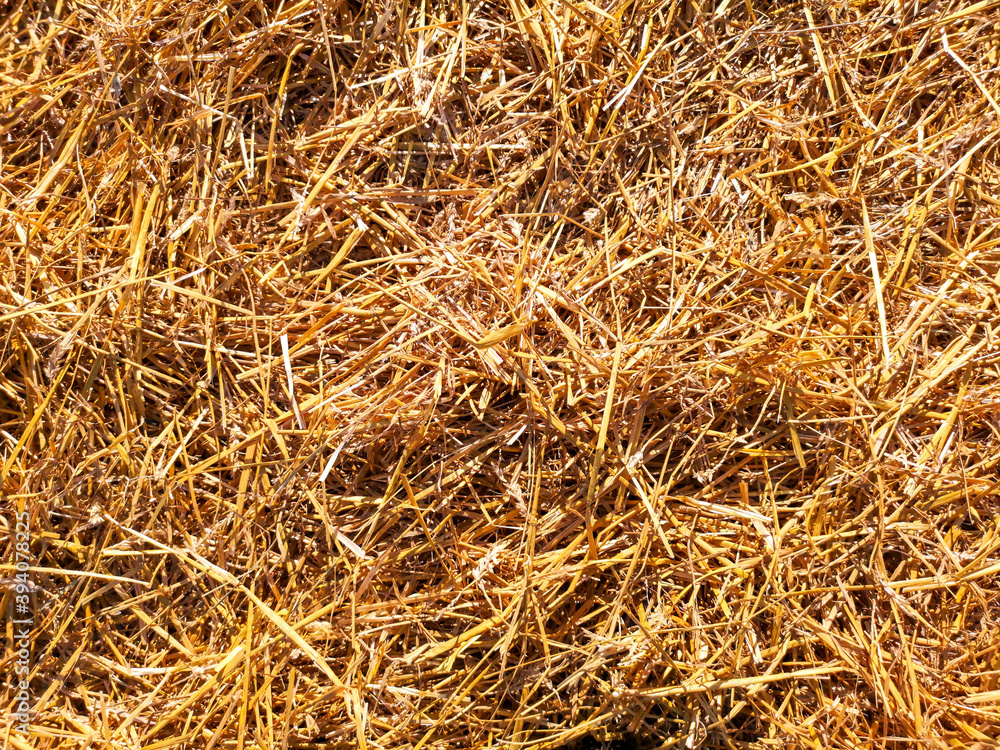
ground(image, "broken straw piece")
xmin=280 ymin=333 xmax=306 ymax=429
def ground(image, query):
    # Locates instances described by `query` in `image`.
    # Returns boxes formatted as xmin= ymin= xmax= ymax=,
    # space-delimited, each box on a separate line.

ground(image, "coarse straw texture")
xmin=3 ymin=0 xmax=1000 ymax=747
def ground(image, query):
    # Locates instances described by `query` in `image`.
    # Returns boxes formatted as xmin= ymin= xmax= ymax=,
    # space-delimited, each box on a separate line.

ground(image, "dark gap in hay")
xmin=562 ymin=734 xmax=651 ymax=750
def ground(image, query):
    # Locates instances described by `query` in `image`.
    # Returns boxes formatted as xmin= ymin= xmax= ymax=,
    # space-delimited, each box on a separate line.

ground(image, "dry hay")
xmin=3 ymin=0 xmax=1000 ymax=748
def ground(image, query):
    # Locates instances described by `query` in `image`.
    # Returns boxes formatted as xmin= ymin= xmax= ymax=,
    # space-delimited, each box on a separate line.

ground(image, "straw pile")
xmin=4 ymin=0 xmax=1000 ymax=747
